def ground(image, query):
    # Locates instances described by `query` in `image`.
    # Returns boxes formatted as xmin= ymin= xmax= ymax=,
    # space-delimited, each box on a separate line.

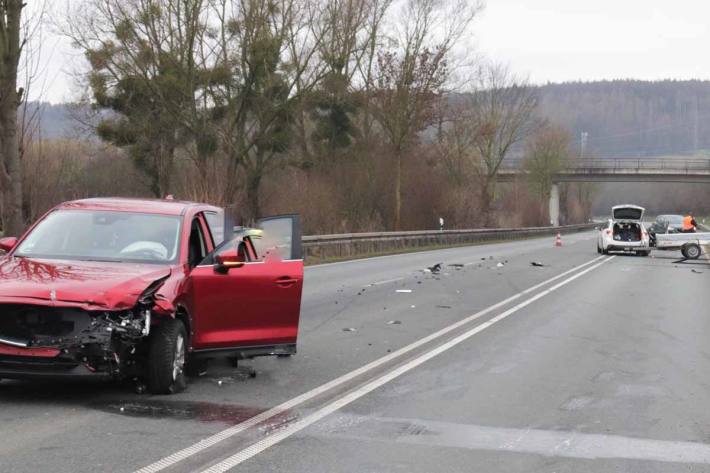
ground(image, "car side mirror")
xmin=0 ymin=236 xmax=18 ymax=253
xmin=215 ymin=248 xmax=245 ymax=272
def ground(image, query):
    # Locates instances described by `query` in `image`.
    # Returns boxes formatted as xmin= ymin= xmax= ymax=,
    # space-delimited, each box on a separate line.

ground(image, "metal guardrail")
xmin=303 ymin=223 xmax=597 ymax=261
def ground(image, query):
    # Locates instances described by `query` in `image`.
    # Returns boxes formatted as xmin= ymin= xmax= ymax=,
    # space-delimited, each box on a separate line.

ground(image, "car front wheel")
xmin=147 ymin=318 xmax=188 ymax=394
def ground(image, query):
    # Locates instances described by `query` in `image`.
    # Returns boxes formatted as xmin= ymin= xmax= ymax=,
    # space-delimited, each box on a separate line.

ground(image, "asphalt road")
xmin=3 ymin=232 xmax=710 ymax=472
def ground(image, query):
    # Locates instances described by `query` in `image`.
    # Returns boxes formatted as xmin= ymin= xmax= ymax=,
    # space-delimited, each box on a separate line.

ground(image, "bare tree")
xmin=208 ymin=0 xmax=331 ymax=220
xmin=466 ymin=64 xmax=537 ymax=227
xmin=0 ymin=0 xmax=26 ymax=236
xmin=370 ymin=0 xmax=480 ymax=230
xmin=523 ymin=124 xmax=571 ymax=219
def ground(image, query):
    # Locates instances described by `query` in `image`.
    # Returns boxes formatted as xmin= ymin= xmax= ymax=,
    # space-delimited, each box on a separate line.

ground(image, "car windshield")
xmin=666 ymin=215 xmax=684 ymax=225
xmin=14 ymin=210 xmax=181 ymax=264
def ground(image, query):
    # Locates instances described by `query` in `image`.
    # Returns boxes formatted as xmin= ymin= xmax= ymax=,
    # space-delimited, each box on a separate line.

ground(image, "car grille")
xmin=0 ymin=304 xmax=92 ymax=344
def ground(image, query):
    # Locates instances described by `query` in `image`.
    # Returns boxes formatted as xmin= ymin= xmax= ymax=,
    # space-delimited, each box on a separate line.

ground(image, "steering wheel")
xmin=121 ymin=248 xmax=165 ymax=260
xmin=120 ymin=241 xmax=169 ymax=260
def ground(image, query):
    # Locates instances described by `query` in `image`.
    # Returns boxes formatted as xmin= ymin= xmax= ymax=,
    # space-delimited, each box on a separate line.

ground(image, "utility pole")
xmin=693 ymin=96 xmax=699 ymax=154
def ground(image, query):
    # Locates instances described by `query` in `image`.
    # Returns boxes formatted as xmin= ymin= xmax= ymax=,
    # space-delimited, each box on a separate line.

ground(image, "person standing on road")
xmin=682 ymin=214 xmax=697 ymax=233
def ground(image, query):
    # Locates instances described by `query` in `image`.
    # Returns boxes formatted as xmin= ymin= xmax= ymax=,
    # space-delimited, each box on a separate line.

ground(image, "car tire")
xmin=147 ymin=318 xmax=188 ymax=395
xmin=684 ymin=243 xmax=701 ymax=260
xmin=597 ymin=244 xmax=602 ymax=254
xmin=637 ymin=251 xmax=649 ymax=257
xmin=602 ymin=247 xmax=609 ymax=255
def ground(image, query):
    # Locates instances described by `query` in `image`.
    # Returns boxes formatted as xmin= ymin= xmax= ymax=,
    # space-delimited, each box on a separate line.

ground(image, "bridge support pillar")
xmin=549 ymin=183 xmax=560 ymax=227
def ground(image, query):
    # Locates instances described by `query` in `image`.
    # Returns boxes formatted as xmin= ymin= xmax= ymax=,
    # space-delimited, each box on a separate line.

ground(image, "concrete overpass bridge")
xmin=497 ymin=157 xmax=710 ymax=226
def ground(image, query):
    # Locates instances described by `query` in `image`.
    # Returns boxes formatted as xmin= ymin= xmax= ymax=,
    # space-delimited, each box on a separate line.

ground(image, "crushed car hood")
xmin=0 ymin=257 xmax=172 ymax=310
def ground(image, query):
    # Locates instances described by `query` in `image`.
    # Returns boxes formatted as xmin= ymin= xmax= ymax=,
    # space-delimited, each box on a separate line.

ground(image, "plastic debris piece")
xmin=531 ymin=261 xmax=545 ymax=267
xmin=396 ymin=289 xmax=412 ymax=293
xmin=343 ymin=327 xmax=357 ymax=332
xmin=387 ymin=320 xmax=402 ymax=325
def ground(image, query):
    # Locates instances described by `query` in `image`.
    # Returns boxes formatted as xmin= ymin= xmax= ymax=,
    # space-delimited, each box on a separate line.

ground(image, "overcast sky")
xmin=31 ymin=0 xmax=710 ymax=103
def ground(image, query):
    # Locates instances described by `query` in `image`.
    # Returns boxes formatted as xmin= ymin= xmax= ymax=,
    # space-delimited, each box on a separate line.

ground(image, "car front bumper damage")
xmin=0 ymin=304 xmax=152 ymax=379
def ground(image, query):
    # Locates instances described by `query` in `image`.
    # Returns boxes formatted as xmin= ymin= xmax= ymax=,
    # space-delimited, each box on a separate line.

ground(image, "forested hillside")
xmin=537 ymin=80 xmax=710 ymax=158
xmin=36 ymin=79 xmax=710 ymax=158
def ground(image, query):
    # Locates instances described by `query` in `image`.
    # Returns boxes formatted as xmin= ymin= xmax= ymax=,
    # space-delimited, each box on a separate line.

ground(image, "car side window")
xmin=188 ymin=217 xmax=208 ymax=268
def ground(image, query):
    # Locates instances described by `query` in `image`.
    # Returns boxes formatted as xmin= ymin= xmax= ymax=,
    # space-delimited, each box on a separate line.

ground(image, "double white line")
xmin=137 ymin=255 xmax=614 ymax=473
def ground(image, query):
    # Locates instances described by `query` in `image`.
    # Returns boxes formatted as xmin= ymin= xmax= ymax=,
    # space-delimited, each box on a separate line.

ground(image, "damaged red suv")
xmin=0 ymin=198 xmax=304 ymax=393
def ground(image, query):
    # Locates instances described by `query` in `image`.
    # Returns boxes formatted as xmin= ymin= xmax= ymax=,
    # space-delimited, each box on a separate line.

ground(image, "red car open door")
xmin=188 ymin=215 xmax=303 ymax=352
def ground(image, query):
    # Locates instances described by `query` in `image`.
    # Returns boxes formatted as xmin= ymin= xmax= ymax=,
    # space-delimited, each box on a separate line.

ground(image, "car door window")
xmin=204 ymin=210 xmax=226 ymax=247
xmin=188 ymin=217 xmax=208 ymax=268
xmin=255 ymin=215 xmax=302 ymax=260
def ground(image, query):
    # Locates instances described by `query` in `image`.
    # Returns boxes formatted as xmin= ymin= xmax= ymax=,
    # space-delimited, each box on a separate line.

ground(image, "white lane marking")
xmin=200 ymin=256 xmax=614 ymax=472
xmin=314 ymin=415 xmax=710 ymax=465
xmin=134 ymin=255 xmax=607 ymax=473
xmin=367 ymin=277 xmax=404 ymax=286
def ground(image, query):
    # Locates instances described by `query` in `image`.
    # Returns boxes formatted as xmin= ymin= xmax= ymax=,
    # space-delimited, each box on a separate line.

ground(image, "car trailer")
xmin=654 ymin=232 xmax=710 ymax=260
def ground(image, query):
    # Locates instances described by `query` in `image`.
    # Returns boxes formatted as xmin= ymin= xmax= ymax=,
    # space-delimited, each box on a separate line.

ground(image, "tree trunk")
xmin=0 ymin=110 xmax=22 ymax=235
xmin=393 ymin=148 xmax=402 ymax=231
xmin=157 ymin=141 xmax=175 ymax=197
xmin=479 ymin=176 xmax=496 ymax=228
xmin=0 ymin=0 xmax=25 ymax=236
xmin=245 ymin=170 xmax=262 ymax=224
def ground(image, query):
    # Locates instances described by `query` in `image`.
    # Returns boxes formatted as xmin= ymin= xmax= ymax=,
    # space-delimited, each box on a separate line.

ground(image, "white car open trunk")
xmin=611 ymin=205 xmax=645 ymax=243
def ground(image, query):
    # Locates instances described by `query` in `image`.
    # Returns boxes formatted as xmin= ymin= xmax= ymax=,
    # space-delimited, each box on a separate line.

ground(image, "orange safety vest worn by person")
xmin=682 ymin=215 xmax=697 ymax=232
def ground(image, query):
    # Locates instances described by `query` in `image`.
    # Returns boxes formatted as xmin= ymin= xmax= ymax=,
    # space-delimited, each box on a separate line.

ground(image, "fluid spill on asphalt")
xmin=94 ymin=399 xmax=267 ymax=425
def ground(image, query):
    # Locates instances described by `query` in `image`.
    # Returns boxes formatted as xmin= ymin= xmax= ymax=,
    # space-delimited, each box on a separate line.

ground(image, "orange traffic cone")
xmin=555 ymin=233 xmax=562 ymax=247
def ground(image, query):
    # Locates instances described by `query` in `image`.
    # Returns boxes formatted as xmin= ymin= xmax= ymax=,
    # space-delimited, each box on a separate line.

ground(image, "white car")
xmin=597 ymin=205 xmax=650 ymax=256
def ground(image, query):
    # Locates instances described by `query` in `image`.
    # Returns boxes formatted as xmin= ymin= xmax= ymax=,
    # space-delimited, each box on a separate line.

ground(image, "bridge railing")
xmin=500 ymin=157 xmax=710 ymax=172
